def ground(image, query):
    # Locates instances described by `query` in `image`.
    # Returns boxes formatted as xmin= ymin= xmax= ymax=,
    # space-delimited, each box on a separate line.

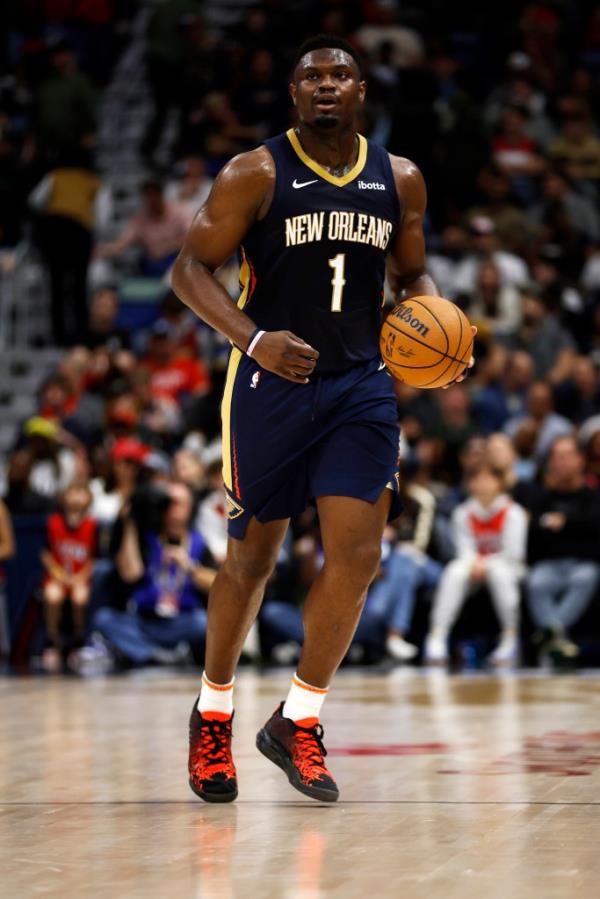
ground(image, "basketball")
xmin=380 ymin=295 xmax=473 ymax=389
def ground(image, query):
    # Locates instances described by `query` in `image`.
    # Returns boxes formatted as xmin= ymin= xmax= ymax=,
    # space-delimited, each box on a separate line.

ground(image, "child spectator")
xmin=40 ymin=483 xmax=97 ymax=672
xmin=425 ymin=464 xmax=527 ymax=666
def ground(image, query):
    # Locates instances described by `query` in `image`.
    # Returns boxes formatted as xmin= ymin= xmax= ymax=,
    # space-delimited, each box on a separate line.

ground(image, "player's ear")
xmin=289 ymin=82 xmax=297 ymax=106
xmin=358 ymin=80 xmax=366 ymax=103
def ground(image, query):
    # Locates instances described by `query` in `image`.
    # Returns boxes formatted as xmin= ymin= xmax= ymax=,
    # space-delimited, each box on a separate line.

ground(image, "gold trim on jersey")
xmin=225 ymin=492 xmax=245 ymax=520
xmin=286 ymin=128 xmax=367 ymax=187
xmin=221 ymin=346 xmax=242 ymax=493
xmin=238 ymin=249 xmax=251 ymax=310
xmin=221 ymin=251 xmax=253 ymax=493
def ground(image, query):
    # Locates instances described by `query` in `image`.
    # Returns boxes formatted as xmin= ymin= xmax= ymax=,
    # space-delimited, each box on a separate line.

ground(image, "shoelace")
xmin=201 ymin=720 xmax=232 ymax=761
xmin=294 ymin=724 xmax=329 ymax=779
xmin=191 ymin=719 xmax=235 ymax=778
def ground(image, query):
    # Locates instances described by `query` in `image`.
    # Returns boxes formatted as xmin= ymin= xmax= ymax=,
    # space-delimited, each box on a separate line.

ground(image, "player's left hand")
xmin=442 ymin=325 xmax=477 ymax=389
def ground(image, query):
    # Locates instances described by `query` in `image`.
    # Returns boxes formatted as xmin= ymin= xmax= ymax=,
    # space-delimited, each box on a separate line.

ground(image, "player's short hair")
xmin=293 ymin=34 xmax=365 ymax=78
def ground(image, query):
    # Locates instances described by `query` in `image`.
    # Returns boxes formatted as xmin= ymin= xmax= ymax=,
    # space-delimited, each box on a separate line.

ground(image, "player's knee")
xmin=339 ymin=541 xmax=382 ymax=588
xmin=223 ymin=552 xmax=276 ymax=589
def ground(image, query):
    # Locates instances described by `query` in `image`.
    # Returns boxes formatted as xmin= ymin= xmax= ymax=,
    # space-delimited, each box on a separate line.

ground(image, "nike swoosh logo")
xmin=292 ymin=178 xmax=318 ymax=189
xmin=378 ymin=361 xmax=387 ymax=371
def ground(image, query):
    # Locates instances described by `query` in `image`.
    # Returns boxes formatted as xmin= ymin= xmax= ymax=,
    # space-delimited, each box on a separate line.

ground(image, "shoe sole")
xmin=256 ymin=728 xmax=339 ymax=803
xmin=188 ymin=778 xmax=238 ymax=803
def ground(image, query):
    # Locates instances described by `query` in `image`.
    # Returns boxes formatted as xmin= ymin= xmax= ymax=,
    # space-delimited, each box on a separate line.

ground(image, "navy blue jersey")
xmin=239 ymin=129 xmax=401 ymax=373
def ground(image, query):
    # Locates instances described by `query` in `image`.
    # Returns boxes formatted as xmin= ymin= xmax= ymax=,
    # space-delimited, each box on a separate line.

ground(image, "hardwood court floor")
xmin=2 ymin=669 xmax=600 ymax=899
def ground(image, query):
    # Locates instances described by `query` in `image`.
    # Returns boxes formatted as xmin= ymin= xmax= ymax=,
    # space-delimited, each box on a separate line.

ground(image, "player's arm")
xmin=387 ymin=155 xmax=475 ymax=381
xmin=171 ymin=149 xmax=319 ymax=384
xmin=386 ymin=156 xmax=441 ymax=301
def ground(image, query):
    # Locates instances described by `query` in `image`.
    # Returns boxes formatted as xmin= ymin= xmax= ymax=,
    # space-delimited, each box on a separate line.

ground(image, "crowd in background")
xmin=2 ymin=0 xmax=600 ymax=673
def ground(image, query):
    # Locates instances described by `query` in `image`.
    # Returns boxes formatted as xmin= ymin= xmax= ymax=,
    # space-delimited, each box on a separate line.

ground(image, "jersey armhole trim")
xmin=286 ymin=129 xmax=368 ymax=187
xmin=383 ymin=150 xmax=403 ymax=227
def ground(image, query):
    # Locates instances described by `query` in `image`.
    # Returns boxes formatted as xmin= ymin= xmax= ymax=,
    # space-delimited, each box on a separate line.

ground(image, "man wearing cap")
xmin=21 ymin=417 xmax=78 ymax=499
xmin=453 ymin=215 xmax=530 ymax=295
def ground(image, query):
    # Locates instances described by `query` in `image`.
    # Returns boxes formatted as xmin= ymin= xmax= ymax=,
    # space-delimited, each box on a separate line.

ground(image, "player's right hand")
xmin=251 ymin=330 xmax=319 ymax=384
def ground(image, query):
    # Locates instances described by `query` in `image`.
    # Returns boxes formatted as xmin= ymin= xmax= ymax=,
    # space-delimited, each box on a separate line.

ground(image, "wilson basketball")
xmin=380 ymin=296 xmax=473 ymax=389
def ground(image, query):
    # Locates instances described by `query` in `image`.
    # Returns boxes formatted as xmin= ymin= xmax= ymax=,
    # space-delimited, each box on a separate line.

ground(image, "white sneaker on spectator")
xmin=152 ymin=641 xmax=192 ymax=666
xmin=72 ymin=633 xmax=115 ymax=676
xmin=272 ymin=641 xmax=301 ymax=665
xmin=386 ymin=634 xmax=418 ymax=662
xmin=241 ymin=621 xmax=261 ymax=661
xmin=488 ymin=634 xmax=519 ymax=667
xmin=424 ymin=633 xmax=449 ymax=664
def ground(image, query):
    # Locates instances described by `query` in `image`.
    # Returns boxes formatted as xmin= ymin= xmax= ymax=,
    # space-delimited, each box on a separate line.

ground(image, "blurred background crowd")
xmin=1 ymin=0 xmax=600 ymax=675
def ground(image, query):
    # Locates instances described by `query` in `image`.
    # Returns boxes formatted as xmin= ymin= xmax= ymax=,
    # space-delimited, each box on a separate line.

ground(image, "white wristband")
xmin=246 ymin=330 xmax=266 ymax=357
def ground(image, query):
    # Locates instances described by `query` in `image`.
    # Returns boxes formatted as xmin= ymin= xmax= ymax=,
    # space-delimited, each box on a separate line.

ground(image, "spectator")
xmin=40 ymin=483 xmax=97 ymax=672
xmin=136 ymin=292 xmax=201 ymax=359
xmin=4 ymin=449 xmax=55 ymax=516
xmin=19 ymin=417 xmax=81 ymax=500
xmin=30 ymin=150 xmax=110 ymax=346
xmin=232 ymin=49 xmax=288 ymax=135
xmin=484 ymin=52 xmax=551 ymax=142
xmin=432 ymin=385 xmax=477 ymax=483
xmin=141 ymin=321 xmax=211 ymax=406
xmin=508 ymin=287 xmax=576 ymax=381
xmin=582 ymin=427 xmax=600 ymax=488
xmin=0 ymin=499 xmax=15 ymax=657
xmin=141 ymin=3 xmax=207 ymax=163
xmin=85 ymin=286 xmax=130 ymax=350
xmin=195 ymin=460 xmax=228 ymax=565
xmin=36 ymin=39 xmax=96 ymax=162
xmin=90 ymin=438 xmax=150 ymax=527
xmin=172 ymin=447 xmax=207 ymax=498
xmin=464 ymin=259 xmax=522 ymax=340
xmin=505 ymin=381 xmax=573 ymax=461
xmin=472 ymin=348 xmax=533 ymax=434
xmin=554 ymin=356 xmax=600 ymax=424
xmin=367 ymin=479 xmax=441 ymax=662
xmin=549 ymin=102 xmax=600 ymax=183
xmin=453 ymin=216 xmax=529 ymax=295
xmin=530 ymin=169 xmax=600 ymax=248
xmin=165 ymin=157 xmax=213 ymax=223
xmin=354 ymin=6 xmax=424 ymax=67
xmin=581 ymin=244 xmax=600 ymax=297
xmin=486 ymin=433 xmax=520 ymax=493
xmin=490 ymin=104 xmax=545 ymax=203
xmin=95 ymin=179 xmax=190 ymax=276
xmin=91 ymin=481 xmax=214 ymax=668
xmin=466 ymin=164 xmax=534 ymax=255
xmin=426 ymin=225 xmax=470 ymax=300
xmin=525 ymin=435 xmax=600 ymax=664
xmin=425 ymin=465 xmax=527 ymax=666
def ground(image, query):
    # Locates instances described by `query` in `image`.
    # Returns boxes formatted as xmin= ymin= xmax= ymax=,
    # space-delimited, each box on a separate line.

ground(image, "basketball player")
xmin=172 ymin=35 xmax=473 ymax=803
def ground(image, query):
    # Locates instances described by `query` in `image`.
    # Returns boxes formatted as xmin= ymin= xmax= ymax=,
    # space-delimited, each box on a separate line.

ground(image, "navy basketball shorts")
xmin=221 ymin=349 xmax=401 ymax=539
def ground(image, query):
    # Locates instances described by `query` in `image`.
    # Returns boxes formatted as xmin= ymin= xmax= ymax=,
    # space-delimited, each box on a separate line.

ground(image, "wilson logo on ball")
xmin=394 ymin=305 xmax=430 ymax=337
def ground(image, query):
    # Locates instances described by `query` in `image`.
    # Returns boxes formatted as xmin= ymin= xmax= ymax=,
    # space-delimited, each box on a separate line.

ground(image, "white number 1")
xmin=328 ymin=253 xmax=346 ymax=312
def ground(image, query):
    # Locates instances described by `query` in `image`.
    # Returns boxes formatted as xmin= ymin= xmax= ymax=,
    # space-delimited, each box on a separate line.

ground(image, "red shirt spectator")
xmin=45 ymin=511 xmax=97 ymax=581
xmin=142 ymin=322 xmax=210 ymax=402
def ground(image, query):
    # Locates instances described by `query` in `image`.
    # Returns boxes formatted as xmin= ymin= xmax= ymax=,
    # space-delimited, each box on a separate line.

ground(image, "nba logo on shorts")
xmin=250 ymin=371 xmax=261 ymax=389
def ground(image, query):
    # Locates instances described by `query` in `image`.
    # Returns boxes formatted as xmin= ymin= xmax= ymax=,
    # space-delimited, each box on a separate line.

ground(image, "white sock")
xmin=282 ymin=672 xmax=329 ymax=726
xmin=197 ymin=671 xmax=235 ymax=720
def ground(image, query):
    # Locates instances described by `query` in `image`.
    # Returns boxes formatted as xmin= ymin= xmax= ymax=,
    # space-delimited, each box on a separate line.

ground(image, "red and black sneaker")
xmin=188 ymin=697 xmax=238 ymax=803
xmin=256 ymin=703 xmax=339 ymax=802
